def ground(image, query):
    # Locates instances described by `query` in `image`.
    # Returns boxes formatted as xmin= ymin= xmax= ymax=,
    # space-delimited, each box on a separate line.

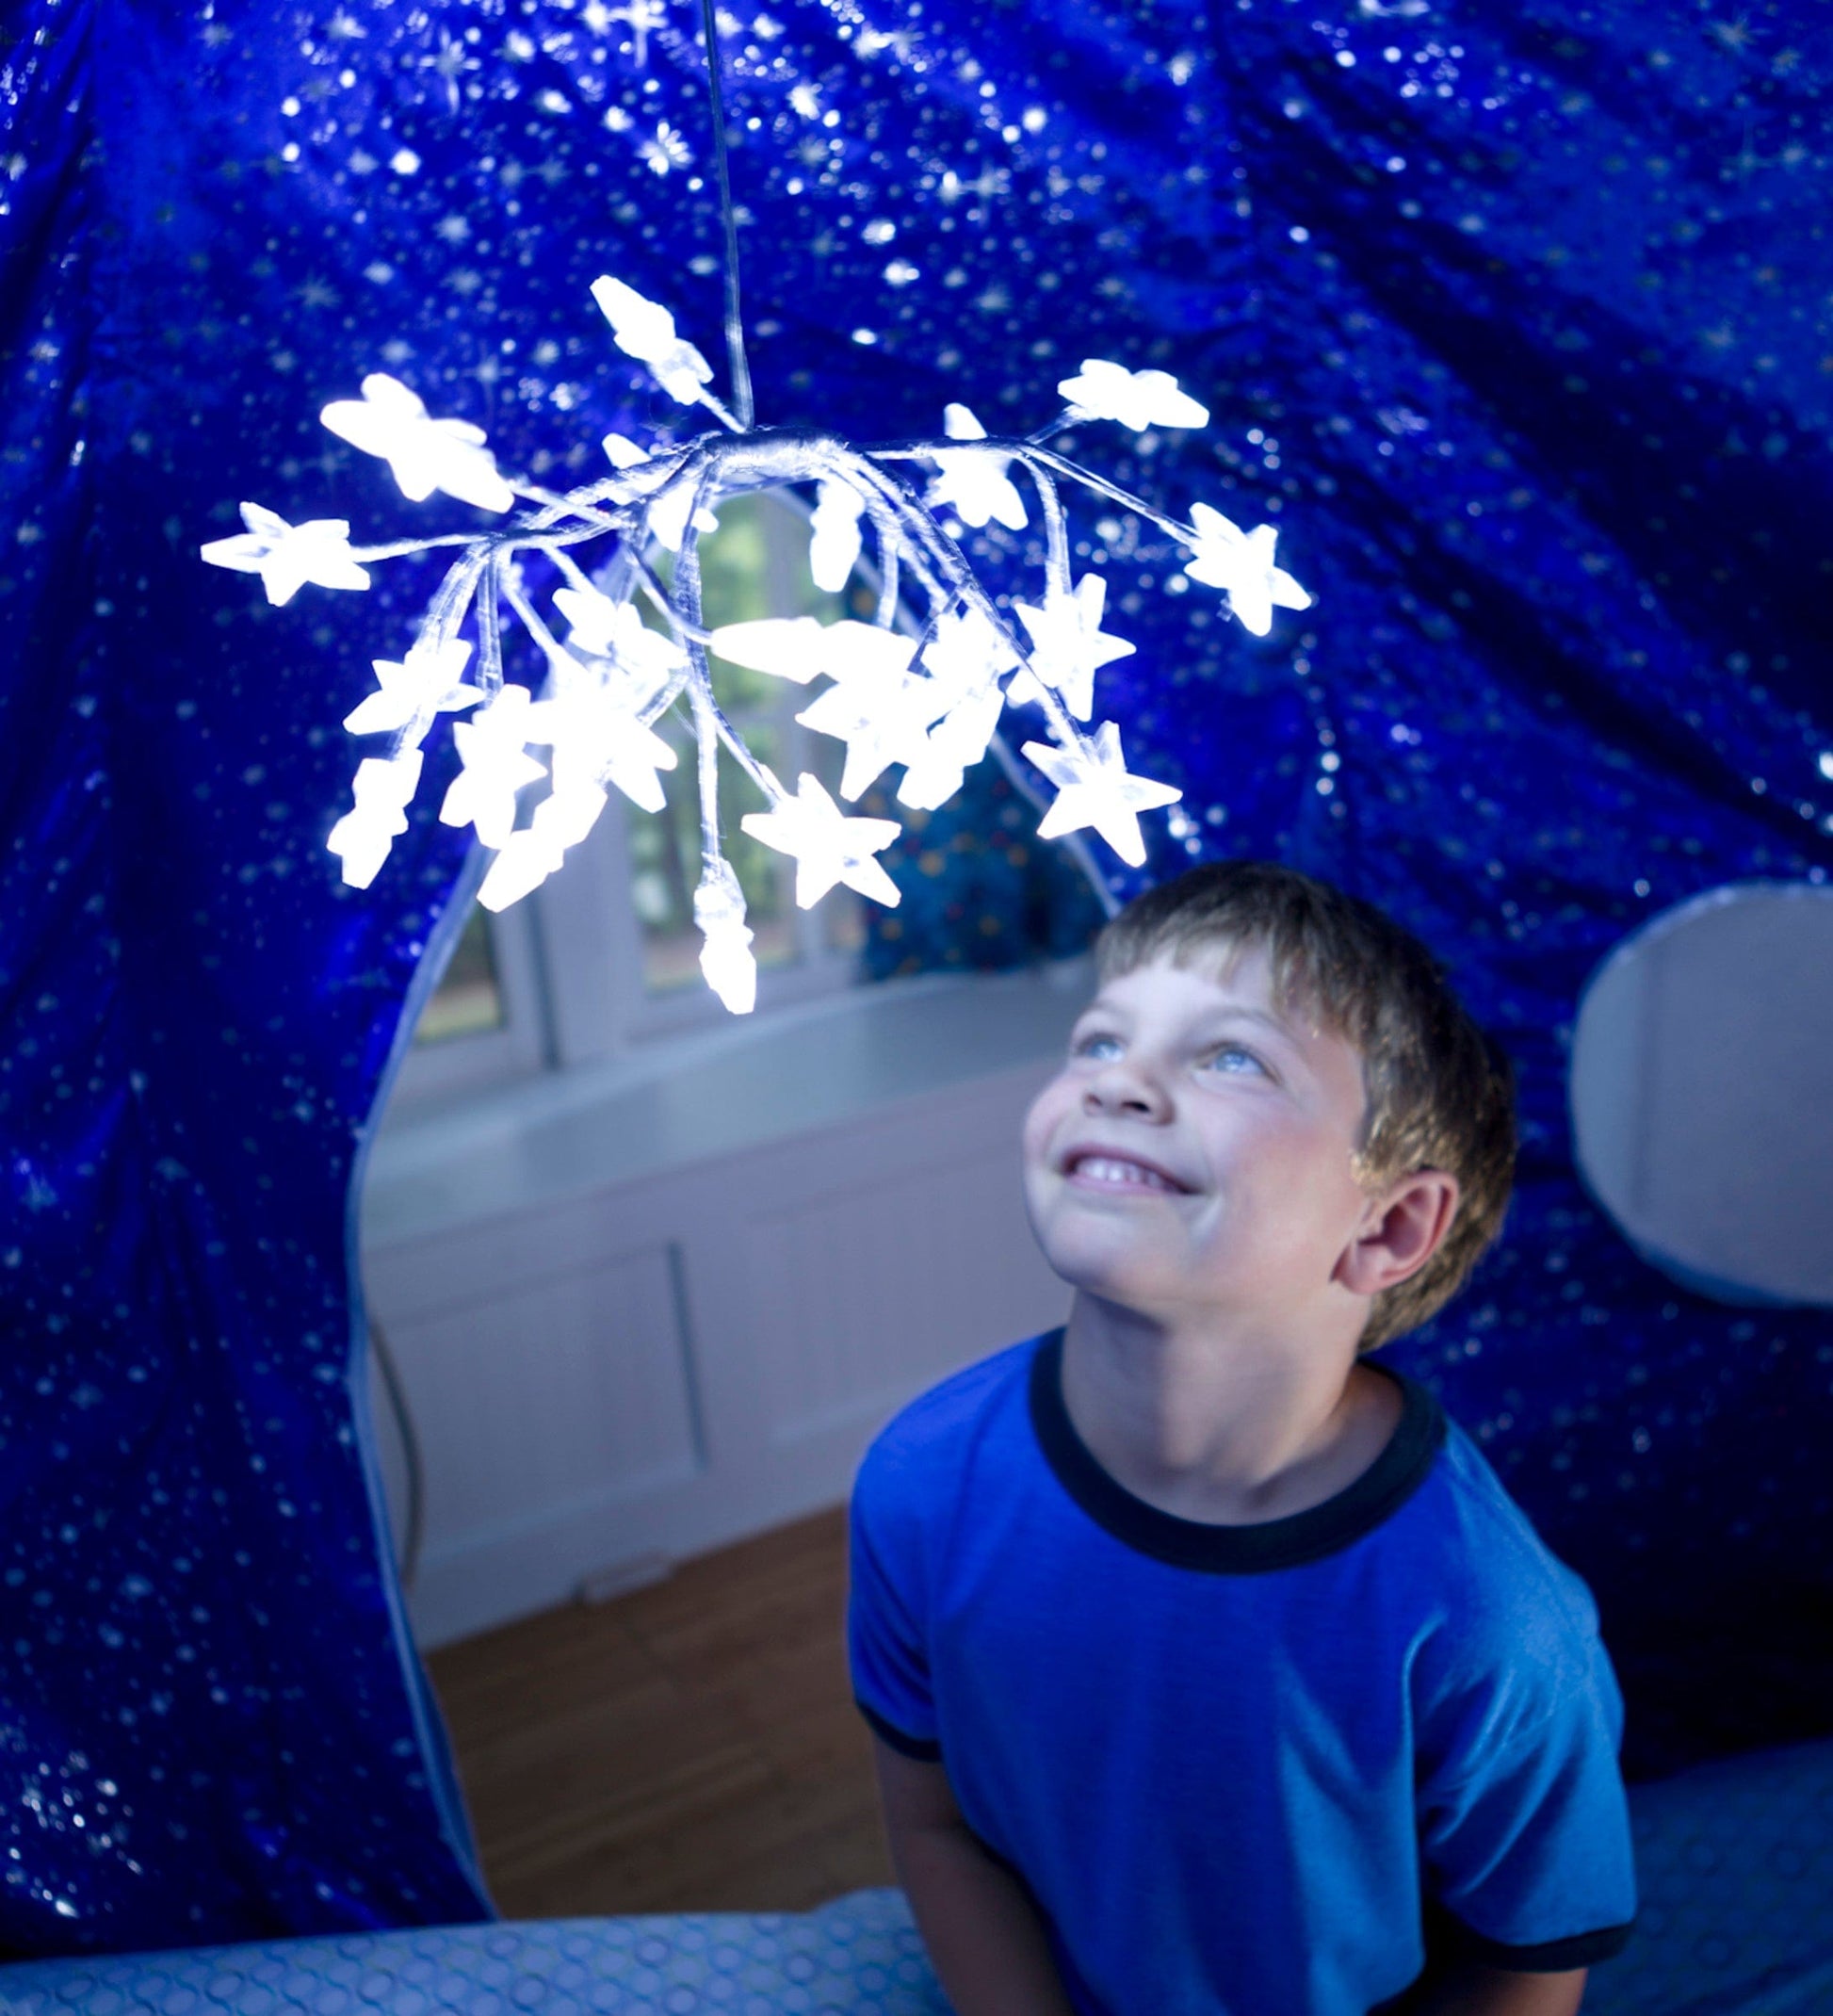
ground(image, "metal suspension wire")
xmin=697 ymin=0 xmax=754 ymax=431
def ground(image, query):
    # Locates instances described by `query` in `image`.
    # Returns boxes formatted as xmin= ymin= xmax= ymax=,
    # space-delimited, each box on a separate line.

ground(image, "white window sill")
xmin=359 ymin=955 xmax=1094 ymax=1250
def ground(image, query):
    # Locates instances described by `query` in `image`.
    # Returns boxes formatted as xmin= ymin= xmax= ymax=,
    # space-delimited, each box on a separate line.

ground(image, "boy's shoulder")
xmin=1421 ymin=1415 xmax=1596 ymax=1596
xmin=1400 ymin=1406 xmax=1612 ymax=1701
xmin=857 ymin=1331 xmax=1040 ymax=1488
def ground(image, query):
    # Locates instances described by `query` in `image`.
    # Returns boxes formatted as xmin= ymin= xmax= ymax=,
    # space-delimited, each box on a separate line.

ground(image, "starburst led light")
xmin=203 ymin=268 xmax=1313 ymax=1016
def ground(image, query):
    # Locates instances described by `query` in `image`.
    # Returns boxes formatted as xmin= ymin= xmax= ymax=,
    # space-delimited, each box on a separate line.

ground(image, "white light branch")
xmin=203 ymin=276 xmax=1313 ymax=1014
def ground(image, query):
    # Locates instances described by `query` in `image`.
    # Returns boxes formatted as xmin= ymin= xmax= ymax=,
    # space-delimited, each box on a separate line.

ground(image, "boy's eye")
xmin=1073 ymin=1032 xmax=1123 ymax=1063
xmin=1203 ymin=1043 xmax=1266 ymax=1077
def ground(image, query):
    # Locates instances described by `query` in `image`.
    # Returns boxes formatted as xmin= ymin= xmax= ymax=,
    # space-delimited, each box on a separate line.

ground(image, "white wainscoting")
xmin=359 ymin=964 xmax=1084 ymax=1651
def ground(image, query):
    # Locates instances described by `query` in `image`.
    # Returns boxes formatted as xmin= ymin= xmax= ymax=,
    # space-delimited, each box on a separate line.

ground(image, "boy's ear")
xmin=1335 ymin=1170 xmax=1460 ymax=1298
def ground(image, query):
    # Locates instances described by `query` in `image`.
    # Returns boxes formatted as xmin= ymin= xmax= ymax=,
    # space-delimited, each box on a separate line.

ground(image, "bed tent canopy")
xmin=3 ymin=0 xmax=1831 ymax=1957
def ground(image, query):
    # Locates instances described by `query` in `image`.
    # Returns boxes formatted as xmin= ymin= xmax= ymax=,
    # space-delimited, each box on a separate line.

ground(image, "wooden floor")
xmin=425 ymin=1502 xmax=899 ymax=1921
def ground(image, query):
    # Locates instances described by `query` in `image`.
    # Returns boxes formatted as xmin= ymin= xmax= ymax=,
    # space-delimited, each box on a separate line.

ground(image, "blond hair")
xmin=1095 ymin=860 xmax=1517 ymax=1349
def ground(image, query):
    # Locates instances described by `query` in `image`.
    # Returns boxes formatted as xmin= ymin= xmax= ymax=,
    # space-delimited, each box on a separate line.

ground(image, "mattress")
xmin=4 ymin=1733 xmax=1830 ymax=2015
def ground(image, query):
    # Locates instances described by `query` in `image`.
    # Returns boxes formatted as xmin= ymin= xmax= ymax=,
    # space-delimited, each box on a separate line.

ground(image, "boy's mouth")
xmin=1060 ymin=1146 xmax=1192 ymax=1195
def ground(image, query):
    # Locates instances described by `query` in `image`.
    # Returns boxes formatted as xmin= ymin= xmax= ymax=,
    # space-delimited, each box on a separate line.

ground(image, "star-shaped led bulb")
xmin=477 ymin=796 xmax=576 ymax=912
xmin=740 ymin=772 xmax=902 ymax=908
xmin=920 ymin=605 xmax=1020 ymax=698
xmin=897 ymin=607 xmax=1017 ymax=811
xmin=320 ymin=374 xmax=515 ymax=513
xmin=709 ymin=616 xmax=917 ymax=686
xmin=898 ymin=684 xmax=1006 ymax=812
xmin=438 ymin=685 xmax=548 ymax=849
xmin=342 ymin=637 xmax=480 ymax=739
xmin=693 ymin=860 xmax=757 ymax=1015
xmin=796 ymin=667 xmax=947 ymax=801
xmin=591 ymin=274 xmax=715 ymax=405
xmin=200 ymin=503 xmax=372 ymax=606
xmin=925 ymin=404 xmax=1030 ymax=531
xmin=526 ymin=678 xmax=678 ymax=816
xmin=1057 ymin=359 xmax=1210 ymax=432
xmin=1185 ymin=505 xmax=1312 ymax=636
xmin=1009 ymin=573 xmax=1135 ymax=720
xmin=326 ymin=750 xmax=423 ymax=887
xmin=552 ymin=588 xmax=688 ymax=697
xmin=809 ymin=478 xmax=866 ymax=593
xmin=1022 ymin=722 xmax=1181 ymax=868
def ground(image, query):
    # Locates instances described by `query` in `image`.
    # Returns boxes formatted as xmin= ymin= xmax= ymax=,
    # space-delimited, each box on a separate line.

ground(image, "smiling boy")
xmin=848 ymin=860 xmax=1637 ymax=2016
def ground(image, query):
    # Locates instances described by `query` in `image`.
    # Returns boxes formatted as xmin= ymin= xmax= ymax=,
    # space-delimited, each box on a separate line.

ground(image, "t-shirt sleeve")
xmin=847 ymin=1439 xmax=942 ymax=1761
xmin=1416 ymin=1593 xmax=1638 ymax=1970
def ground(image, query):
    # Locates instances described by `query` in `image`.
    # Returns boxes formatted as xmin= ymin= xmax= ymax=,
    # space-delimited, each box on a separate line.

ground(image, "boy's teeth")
xmin=1079 ymin=1155 xmax=1172 ymax=1190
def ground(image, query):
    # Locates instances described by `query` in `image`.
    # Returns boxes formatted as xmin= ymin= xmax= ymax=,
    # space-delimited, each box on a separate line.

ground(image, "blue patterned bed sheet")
xmin=0 ymin=1890 xmax=949 ymax=2016
xmin=4 ymin=1735 xmax=1831 ymax=2016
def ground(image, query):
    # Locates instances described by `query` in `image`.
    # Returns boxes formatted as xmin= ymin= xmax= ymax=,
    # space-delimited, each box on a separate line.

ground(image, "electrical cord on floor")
xmin=368 ymin=1317 xmax=426 ymax=1594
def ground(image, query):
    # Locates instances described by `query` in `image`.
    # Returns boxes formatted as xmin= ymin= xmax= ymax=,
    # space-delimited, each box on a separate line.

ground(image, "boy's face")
xmin=1022 ymin=943 xmax=1384 ymax=1328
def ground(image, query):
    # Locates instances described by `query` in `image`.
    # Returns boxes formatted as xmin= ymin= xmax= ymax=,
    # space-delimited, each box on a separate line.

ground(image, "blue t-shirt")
xmin=848 ymin=1328 xmax=1637 ymax=2016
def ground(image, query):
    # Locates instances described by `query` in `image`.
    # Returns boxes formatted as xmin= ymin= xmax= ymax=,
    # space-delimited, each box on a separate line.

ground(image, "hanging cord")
xmin=369 ymin=1317 xmax=427 ymax=1592
xmin=699 ymin=0 xmax=754 ymax=431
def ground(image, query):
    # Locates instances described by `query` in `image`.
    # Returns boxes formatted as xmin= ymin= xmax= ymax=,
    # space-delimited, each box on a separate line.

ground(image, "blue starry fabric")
xmin=2 ymin=0 xmax=1830 ymax=1960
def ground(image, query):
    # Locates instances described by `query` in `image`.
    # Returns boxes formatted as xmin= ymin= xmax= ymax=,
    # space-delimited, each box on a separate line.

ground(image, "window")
xmin=389 ymin=488 xmax=885 ymax=1110
xmin=415 ymin=909 xmax=505 ymax=1044
xmin=1569 ymin=878 xmax=1833 ymax=1308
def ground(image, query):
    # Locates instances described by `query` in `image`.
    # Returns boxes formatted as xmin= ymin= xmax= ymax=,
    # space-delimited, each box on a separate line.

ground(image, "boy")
xmin=847 ymin=860 xmax=1636 ymax=2016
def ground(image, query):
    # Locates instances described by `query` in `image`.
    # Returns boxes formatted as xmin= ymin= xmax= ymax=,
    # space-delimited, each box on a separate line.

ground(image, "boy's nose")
xmin=1082 ymin=1059 xmax=1171 ymax=1120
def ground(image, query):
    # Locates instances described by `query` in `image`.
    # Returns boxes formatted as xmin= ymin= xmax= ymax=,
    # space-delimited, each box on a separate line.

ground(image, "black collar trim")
xmin=1027 ymin=1327 xmax=1447 ymax=1573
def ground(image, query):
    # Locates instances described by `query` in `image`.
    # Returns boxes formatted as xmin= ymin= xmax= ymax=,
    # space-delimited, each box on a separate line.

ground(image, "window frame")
xmin=384 ymin=892 xmax=554 ymax=1110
